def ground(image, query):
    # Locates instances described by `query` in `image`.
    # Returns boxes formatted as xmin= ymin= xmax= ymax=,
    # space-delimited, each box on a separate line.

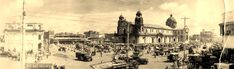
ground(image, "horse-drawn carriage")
xmin=187 ymin=53 xmax=202 ymax=67
xmin=58 ymin=47 xmax=66 ymax=52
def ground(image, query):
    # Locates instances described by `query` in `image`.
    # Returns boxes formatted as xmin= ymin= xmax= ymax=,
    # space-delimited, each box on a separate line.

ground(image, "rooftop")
xmin=143 ymin=24 xmax=172 ymax=30
xmin=219 ymin=21 xmax=234 ymax=25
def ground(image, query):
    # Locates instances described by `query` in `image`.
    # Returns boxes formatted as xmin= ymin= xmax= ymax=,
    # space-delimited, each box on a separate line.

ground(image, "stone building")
xmin=4 ymin=23 xmax=44 ymax=52
xmin=190 ymin=34 xmax=200 ymax=42
xmin=84 ymin=30 xmax=103 ymax=44
xmin=200 ymin=29 xmax=213 ymax=43
xmin=44 ymin=30 xmax=54 ymax=44
xmin=84 ymin=30 xmax=100 ymax=38
xmin=116 ymin=11 xmax=189 ymax=44
xmin=52 ymin=32 xmax=86 ymax=44
xmin=104 ymin=33 xmax=116 ymax=43
xmin=219 ymin=11 xmax=234 ymax=48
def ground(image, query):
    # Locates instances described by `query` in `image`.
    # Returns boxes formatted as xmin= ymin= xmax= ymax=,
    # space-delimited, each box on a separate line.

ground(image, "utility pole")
xmin=126 ymin=22 xmax=130 ymax=57
xmin=181 ymin=17 xmax=190 ymax=28
xmin=21 ymin=0 xmax=26 ymax=69
xmin=181 ymin=16 xmax=189 ymax=65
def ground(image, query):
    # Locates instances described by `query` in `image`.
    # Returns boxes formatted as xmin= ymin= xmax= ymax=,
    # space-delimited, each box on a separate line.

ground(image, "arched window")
xmin=143 ymin=37 xmax=146 ymax=43
xmin=152 ymin=37 xmax=154 ymax=43
xmin=124 ymin=29 xmax=126 ymax=35
xmin=158 ymin=38 xmax=161 ymax=43
xmin=38 ymin=43 xmax=42 ymax=50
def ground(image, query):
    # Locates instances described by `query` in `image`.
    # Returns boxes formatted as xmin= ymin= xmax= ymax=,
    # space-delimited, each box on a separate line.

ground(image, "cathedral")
xmin=116 ymin=11 xmax=189 ymax=44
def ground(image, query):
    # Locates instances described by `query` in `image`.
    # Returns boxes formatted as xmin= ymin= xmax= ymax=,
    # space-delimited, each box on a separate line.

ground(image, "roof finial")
xmin=136 ymin=9 xmax=142 ymax=16
xmin=119 ymin=14 xmax=124 ymax=20
xmin=170 ymin=14 xmax=173 ymax=17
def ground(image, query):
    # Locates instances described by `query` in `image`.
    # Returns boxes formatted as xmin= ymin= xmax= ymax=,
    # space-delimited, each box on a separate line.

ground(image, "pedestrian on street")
xmin=100 ymin=51 xmax=103 ymax=57
xmin=165 ymin=66 xmax=169 ymax=69
xmin=153 ymin=50 xmax=157 ymax=58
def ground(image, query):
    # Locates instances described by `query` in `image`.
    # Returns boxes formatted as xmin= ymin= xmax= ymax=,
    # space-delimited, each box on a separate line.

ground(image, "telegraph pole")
xmin=126 ymin=22 xmax=130 ymax=57
xmin=21 ymin=0 xmax=26 ymax=69
xmin=181 ymin=17 xmax=190 ymax=28
xmin=181 ymin=16 xmax=189 ymax=65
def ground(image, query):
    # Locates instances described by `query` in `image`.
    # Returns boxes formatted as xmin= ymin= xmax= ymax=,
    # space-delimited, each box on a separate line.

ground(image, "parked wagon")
xmin=75 ymin=51 xmax=92 ymax=62
xmin=167 ymin=53 xmax=179 ymax=62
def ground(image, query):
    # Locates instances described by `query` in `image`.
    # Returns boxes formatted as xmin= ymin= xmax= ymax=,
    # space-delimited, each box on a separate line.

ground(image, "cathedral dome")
xmin=166 ymin=14 xmax=177 ymax=28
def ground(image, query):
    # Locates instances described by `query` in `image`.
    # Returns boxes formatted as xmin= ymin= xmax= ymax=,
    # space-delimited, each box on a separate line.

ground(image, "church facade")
xmin=116 ymin=11 xmax=189 ymax=44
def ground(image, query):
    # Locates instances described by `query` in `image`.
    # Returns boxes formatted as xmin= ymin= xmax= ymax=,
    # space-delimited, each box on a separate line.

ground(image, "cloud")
xmin=0 ymin=0 xmax=227 ymax=36
xmin=159 ymin=2 xmax=180 ymax=11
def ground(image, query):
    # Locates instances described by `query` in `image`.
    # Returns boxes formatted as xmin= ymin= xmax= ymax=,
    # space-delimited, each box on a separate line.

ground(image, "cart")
xmin=167 ymin=53 xmax=179 ymax=62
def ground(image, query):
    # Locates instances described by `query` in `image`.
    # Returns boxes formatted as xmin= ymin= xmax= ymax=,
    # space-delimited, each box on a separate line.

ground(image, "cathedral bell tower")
xmin=118 ymin=15 xmax=125 ymax=26
xmin=135 ymin=10 xmax=144 ymax=33
xmin=117 ymin=15 xmax=127 ymax=35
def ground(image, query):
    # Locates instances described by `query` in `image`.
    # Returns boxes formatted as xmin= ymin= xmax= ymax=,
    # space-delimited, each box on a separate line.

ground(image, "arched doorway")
xmin=152 ymin=37 xmax=154 ymax=43
xmin=124 ymin=29 xmax=126 ymax=35
xmin=156 ymin=33 xmax=163 ymax=43
xmin=123 ymin=37 xmax=126 ymax=43
xmin=158 ymin=38 xmax=161 ymax=43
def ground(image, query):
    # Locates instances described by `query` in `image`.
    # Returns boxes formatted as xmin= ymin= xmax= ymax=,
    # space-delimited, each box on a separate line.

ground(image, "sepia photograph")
xmin=0 ymin=0 xmax=233 ymax=69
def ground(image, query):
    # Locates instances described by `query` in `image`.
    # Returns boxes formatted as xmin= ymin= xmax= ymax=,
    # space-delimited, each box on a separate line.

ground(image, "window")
xmin=158 ymin=38 xmax=161 ymax=43
xmin=38 ymin=43 xmax=42 ymax=50
xmin=156 ymin=30 xmax=159 ymax=33
xmin=27 ymin=24 xmax=33 ymax=27
xmin=220 ymin=25 xmax=224 ymax=35
xmin=225 ymin=25 xmax=234 ymax=35
xmin=143 ymin=37 xmax=146 ymax=43
xmin=152 ymin=37 xmax=154 ymax=43
xmin=226 ymin=30 xmax=231 ymax=35
xmin=161 ymin=30 xmax=164 ymax=33
xmin=38 ymin=35 xmax=41 ymax=40
xmin=38 ymin=25 xmax=41 ymax=29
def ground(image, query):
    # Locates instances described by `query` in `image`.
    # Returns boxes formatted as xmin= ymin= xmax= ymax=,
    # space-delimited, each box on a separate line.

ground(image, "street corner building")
xmin=115 ymin=11 xmax=189 ymax=44
xmin=3 ymin=23 xmax=45 ymax=52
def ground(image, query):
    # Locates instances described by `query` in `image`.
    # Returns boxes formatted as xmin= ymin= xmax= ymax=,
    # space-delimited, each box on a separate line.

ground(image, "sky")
xmin=0 ymin=0 xmax=233 ymax=36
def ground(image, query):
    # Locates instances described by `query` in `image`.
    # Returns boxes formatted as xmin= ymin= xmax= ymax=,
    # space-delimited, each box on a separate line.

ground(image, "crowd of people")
xmin=71 ymin=42 xmax=201 ymax=59
xmin=45 ymin=41 xmax=224 ymax=69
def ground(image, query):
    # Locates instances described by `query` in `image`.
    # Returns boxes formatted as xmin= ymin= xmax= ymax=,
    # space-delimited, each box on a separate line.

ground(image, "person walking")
xmin=100 ymin=50 xmax=103 ymax=57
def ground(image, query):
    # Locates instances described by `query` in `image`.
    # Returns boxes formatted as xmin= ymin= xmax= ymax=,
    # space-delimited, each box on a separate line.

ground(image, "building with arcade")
xmin=115 ymin=11 xmax=189 ymax=44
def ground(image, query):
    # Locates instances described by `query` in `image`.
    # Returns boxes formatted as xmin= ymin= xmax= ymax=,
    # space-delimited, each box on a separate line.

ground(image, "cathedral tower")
xmin=135 ymin=10 xmax=143 ymax=32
